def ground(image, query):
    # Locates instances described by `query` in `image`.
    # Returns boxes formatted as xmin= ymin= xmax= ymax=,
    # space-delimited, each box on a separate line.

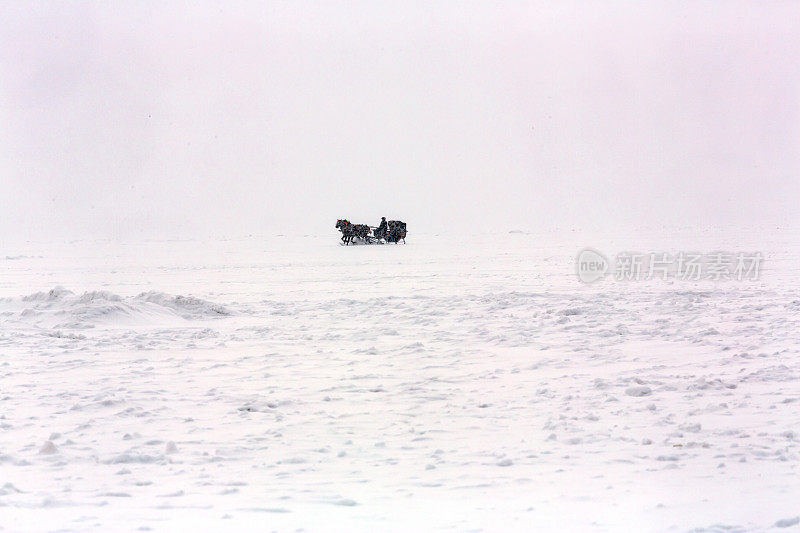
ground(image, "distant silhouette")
xmin=375 ymin=217 xmax=388 ymax=239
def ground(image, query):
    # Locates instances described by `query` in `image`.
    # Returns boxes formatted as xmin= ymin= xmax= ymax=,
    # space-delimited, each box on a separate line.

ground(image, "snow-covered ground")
xmin=1 ymin=229 xmax=799 ymax=532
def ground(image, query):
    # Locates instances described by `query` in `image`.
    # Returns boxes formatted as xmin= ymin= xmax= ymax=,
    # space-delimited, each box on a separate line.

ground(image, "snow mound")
xmin=21 ymin=286 xmax=74 ymax=302
xmin=135 ymin=292 xmax=231 ymax=319
xmin=625 ymin=386 xmax=653 ymax=397
xmin=1 ymin=287 xmax=233 ymax=329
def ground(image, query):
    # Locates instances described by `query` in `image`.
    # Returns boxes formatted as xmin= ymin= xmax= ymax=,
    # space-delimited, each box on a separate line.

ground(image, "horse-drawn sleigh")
xmin=335 ymin=219 xmax=407 ymax=245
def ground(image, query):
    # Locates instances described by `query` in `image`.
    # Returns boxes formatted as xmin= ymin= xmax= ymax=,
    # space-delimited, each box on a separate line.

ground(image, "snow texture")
xmin=0 ymin=230 xmax=798 ymax=532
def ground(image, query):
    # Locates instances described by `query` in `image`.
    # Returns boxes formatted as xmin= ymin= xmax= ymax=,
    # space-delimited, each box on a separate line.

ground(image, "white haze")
xmin=0 ymin=1 xmax=798 ymax=241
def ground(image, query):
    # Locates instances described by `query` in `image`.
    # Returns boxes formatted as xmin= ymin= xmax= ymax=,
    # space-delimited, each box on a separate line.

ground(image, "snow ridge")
xmin=1 ymin=286 xmax=232 ymax=329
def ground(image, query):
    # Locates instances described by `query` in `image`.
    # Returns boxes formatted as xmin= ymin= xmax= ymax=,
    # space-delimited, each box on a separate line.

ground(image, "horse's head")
xmin=336 ymin=219 xmax=349 ymax=229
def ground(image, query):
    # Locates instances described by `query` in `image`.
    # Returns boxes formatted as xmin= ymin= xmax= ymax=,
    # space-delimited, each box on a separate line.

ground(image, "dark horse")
xmin=336 ymin=219 xmax=371 ymax=245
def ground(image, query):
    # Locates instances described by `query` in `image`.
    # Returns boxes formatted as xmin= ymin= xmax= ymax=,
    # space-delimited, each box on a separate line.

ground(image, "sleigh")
xmin=335 ymin=219 xmax=407 ymax=245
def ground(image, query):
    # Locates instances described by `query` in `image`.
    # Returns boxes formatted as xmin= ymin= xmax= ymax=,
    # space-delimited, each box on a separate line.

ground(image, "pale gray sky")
xmin=1 ymin=1 xmax=798 ymax=240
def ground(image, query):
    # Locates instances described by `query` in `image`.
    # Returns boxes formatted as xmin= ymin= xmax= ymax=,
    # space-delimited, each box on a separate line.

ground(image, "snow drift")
xmin=0 ymin=286 xmax=232 ymax=329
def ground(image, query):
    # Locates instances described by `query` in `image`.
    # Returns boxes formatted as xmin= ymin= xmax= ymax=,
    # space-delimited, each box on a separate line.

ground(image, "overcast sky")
xmin=1 ymin=1 xmax=798 ymax=240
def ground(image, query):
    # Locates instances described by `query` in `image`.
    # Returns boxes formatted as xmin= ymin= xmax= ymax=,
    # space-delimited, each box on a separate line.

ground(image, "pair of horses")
xmin=335 ymin=219 xmax=371 ymax=245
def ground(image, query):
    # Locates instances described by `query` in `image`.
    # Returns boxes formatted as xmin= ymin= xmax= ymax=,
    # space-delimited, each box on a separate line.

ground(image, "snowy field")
xmin=1 ymin=228 xmax=799 ymax=532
